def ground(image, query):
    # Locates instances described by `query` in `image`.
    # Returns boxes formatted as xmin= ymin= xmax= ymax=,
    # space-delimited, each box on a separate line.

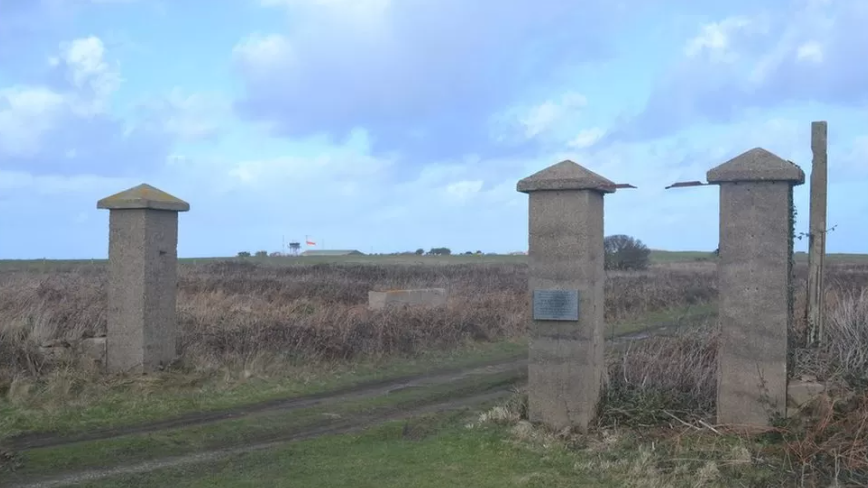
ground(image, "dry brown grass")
xmin=585 ymin=263 xmax=868 ymax=486
xmin=3 ymin=259 xmax=868 ymax=485
xmin=0 ymin=261 xmax=717 ymax=383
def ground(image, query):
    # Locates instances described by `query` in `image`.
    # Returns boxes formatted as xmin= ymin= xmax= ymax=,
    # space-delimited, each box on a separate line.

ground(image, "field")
xmin=1 ymin=253 xmax=868 ymax=487
xmin=3 ymin=249 xmax=868 ymax=271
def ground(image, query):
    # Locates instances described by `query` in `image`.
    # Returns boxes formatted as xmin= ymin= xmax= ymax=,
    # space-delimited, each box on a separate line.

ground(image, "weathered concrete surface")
xmin=707 ymin=147 xmax=805 ymax=182
xmin=80 ymin=337 xmax=107 ymax=367
xmin=787 ymin=379 xmax=825 ymax=415
xmin=806 ymin=121 xmax=828 ymax=345
xmin=367 ymin=288 xmax=448 ymax=310
xmin=98 ymin=184 xmax=189 ymax=374
xmin=518 ymin=160 xmax=614 ymax=432
xmin=38 ymin=337 xmax=106 ymax=367
xmin=709 ymin=148 xmax=804 ymax=427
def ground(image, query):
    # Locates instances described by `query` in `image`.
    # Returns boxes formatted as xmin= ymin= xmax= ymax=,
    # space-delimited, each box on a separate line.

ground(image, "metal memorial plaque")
xmin=532 ymin=289 xmax=580 ymax=321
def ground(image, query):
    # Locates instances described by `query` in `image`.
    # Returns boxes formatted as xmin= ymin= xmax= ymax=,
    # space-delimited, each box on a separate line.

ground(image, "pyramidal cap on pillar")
xmin=517 ymin=160 xmax=617 ymax=193
xmin=707 ymin=147 xmax=805 ymax=185
xmin=97 ymin=183 xmax=190 ymax=212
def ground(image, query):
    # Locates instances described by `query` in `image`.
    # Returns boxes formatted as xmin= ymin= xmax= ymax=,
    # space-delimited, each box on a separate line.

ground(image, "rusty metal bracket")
xmin=664 ymin=180 xmax=709 ymax=190
xmin=605 ymin=183 xmax=637 ymax=190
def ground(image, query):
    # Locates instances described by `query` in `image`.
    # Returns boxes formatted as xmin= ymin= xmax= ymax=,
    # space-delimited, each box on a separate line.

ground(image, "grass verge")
xmin=0 ymin=339 xmax=525 ymax=441
xmin=38 ymin=403 xmax=787 ymax=488
xmin=1 ymin=367 xmax=524 ymax=484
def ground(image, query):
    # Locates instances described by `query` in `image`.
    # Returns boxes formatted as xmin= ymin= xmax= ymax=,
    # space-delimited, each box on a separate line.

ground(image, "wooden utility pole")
xmin=806 ymin=121 xmax=828 ymax=346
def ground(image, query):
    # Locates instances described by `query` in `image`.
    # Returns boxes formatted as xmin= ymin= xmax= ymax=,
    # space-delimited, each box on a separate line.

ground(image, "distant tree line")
xmin=236 ymin=251 xmax=268 ymax=258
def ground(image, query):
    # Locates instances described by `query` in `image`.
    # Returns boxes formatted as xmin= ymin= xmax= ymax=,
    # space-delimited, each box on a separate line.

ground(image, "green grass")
xmin=2 ymin=368 xmax=524 ymax=481
xmin=53 ymin=409 xmax=781 ymax=488
xmin=607 ymin=302 xmax=716 ymax=338
xmin=23 ymin=412 xmax=620 ymax=488
xmin=0 ymin=340 xmax=526 ymax=440
xmin=649 ymin=250 xmax=717 ymax=263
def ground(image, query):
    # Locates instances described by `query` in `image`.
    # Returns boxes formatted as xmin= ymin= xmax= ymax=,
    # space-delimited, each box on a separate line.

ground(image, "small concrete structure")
xmin=368 ymin=288 xmax=447 ymax=310
xmin=98 ymin=184 xmax=189 ymax=374
xmin=708 ymin=148 xmax=805 ymax=427
xmin=39 ymin=337 xmax=106 ymax=368
xmin=517 ymin=160 xmax=618 ymax=432
xmin=787 ymin=378 xmax=825 ymax=415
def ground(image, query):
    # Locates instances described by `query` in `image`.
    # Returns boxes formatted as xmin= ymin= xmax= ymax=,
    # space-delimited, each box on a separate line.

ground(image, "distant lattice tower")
xmin=288 ymin=242 xmax=301 ymax=256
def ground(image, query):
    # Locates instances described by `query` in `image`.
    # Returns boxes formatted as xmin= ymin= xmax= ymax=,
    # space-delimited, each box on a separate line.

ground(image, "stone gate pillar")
xmin=97 ymin=183 xmax=190 ymax=374
xmin=708 ymin=148 xmax=804 ymax=427
xmin=517 ymin=160 xmax=619 ymax=432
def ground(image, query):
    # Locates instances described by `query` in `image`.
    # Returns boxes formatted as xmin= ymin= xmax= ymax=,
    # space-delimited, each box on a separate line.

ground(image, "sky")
xmin=0 ymin=0 xmax=866 ymax=259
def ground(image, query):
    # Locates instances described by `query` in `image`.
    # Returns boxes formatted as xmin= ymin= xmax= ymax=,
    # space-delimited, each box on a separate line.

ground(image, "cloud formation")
xmin=233 ymin=0 xmax=640 ymax=159
xmin=2 ymin=0 xmax=867 ymax=259
xmin=610 ymin=0 xmax=868 ymax=142
xmin=0 ymin=34 xmax=232 ymax=178
xmin=0 ymin=36 xmax=173 ymax=176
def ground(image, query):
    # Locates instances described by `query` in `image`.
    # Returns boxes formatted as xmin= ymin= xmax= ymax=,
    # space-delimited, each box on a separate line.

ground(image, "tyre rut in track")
xmin=8 ymin=316 xmax=706 ymax=452
xmin=7 ymin=355 xmax=527 ymax=451
xmin=7 ymin=385 xmax=518 ymax=488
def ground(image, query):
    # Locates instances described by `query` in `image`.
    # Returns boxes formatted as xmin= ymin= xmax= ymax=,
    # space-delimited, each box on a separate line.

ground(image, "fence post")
xmin=806 ymin=121 xmax=828 ymax=346
xmin=517 ymin=160 xmax=619 ymax=432
xmin=708 ymin=148 xmax=805 ymax=427
xmin=97 ymin=183 xmax=189 ymax=374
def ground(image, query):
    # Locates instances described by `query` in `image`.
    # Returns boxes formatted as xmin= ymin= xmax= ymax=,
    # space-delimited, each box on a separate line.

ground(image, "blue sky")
xmin=1 ymin=0 xmax=866 ymax=258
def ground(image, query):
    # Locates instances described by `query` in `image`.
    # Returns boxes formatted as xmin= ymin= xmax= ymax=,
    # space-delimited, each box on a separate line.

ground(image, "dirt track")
xmin=8 ymin=387 xmax=516 ymax=488
xmin=3 ymin=320 xmax=707 ymax=487
xmin=7 ymin=354 xmax=528 ymax=452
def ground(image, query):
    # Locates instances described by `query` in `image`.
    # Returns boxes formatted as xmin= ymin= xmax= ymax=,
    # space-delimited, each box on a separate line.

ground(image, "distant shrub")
xmin=255 ymin=251 xmax=268 ymax=257
xmin=237 ymin=251 xmax=251 ymax=258
xmin=604 ymin=235 xmax=651 ymax=271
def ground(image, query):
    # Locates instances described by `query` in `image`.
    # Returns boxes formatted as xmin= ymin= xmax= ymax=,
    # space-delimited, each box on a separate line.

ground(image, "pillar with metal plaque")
xmin=517 ymin=160 xmax=633 ymax=432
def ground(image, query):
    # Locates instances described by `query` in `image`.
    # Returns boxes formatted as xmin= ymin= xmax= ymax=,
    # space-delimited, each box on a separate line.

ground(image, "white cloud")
xmin=796 ymin=40 xmax=823 ymax=62
xmin=0 ymin=36 xmax=122 ymax=160
xmin=0 ymin=34 xmax=182 ymax=177
xmin=136 ymin=88 xmax=230 ymax=141
xmin=224 ymin=146 xmax=393 ymax=190
xmin=58 ymin=36 xmax=121 ymax=115
xmin=613 ymin=0 xmax=868 ymax=142
xmin=493 ymin=92 xmax=591 ymax=145
xmin=568 ymin=128 xmax=605 ymax=149
xmin=232 ymin=33 xmax=295 ymax=80
xmin=0 ymin=86 xmax=66 ymax=157
xmin=683 ymin=16 xmax=757 ymax=61
xmin=443 ymin=180 xmax=483 ymax=203
xmin=234 ymin=0 xmax=636 ymax=159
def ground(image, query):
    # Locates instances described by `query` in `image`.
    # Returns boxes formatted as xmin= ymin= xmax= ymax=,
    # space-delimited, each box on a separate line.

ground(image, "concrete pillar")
xmin=707 ymin=148 xmax=805 ymax=427
xmin=806 ymin=121 xmax=828 ymax=346
xmin=517 ymin=160 xmax=617 ymax=432
xmin=97 ymin=184 xmax=190 ymax=374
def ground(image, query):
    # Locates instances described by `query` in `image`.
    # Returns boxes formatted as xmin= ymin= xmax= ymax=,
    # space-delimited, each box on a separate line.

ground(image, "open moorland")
xmin=1 ymin=254 xmax=868 ymax=487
